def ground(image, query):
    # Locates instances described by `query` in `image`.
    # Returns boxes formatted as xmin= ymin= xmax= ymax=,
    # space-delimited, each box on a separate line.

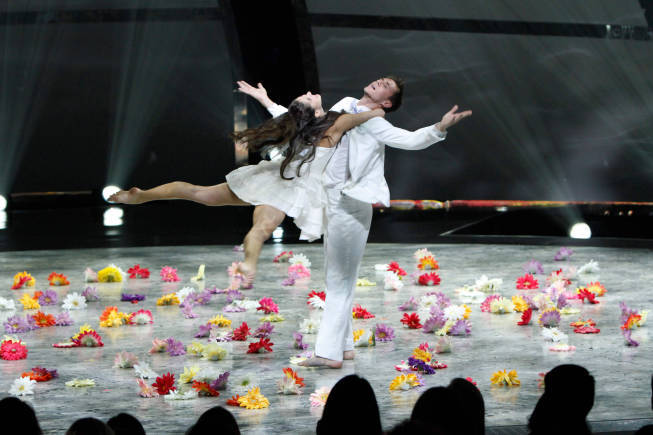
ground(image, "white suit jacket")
xmin=267 ymin=97 xmax=446 ymax=207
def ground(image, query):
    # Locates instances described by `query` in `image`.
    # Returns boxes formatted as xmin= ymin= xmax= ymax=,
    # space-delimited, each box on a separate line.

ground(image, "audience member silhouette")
xmin=185 ymin=406 xmax=240 ymax=435
xmin=448 ymin=378 xmax=485 ymax=435
xmin=107 ymin=413 xmax=146 ymax=435
xmin=0 ymin=397 xmax=42 ymax=435
xmin=66 ymin=417 xmax=115 ymax=435
xmin=387 ymin=418 xmax=450 ymax=434
xmin=528 ymin=364 xmax=594 ymax=435
xmin=317 ymin=374 xmax=382 ymax=435
xmin=411 ymin=386 xmax=463 ymax=434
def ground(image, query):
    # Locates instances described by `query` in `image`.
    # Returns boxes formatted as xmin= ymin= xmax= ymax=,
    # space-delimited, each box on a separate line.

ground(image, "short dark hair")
xmin=384 ymin=75 xmax=405 ymax=113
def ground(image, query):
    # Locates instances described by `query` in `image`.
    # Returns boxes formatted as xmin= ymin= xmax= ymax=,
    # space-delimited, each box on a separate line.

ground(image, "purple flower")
xmin=194 ymin=323 xmax=212 ymax=338
xmin=449 ymin=319 xmax=472 ymax=336
xmin=225 ymin=290 xmax=244 ymax=304
xmin=292 ymin=332 xmax=308 ymax=350
xmin=4 ymin=315 xmax=31 ymax=333
xmin=422 ymin=312 xmax=447 ymax=333
xmin=55 ymin=311 xmax=74 ymax=326
xmin=81 ymin=286 xmax=99 ymax=301
xmin=35 ymin=366 xmax=58 ymax=379
xmin=539 ymin=310 xmax=561 ymax=327
xmin=121 ymin=293 xmax=145 ymax=302
xmin=181 ymin=304 xmax=197 ymax=319
xmin=554 ymin=247 xmax=573 ymax=261
xmin=165 ymin=337 xmax=186 ymax=356
xmin=522 ymin=293 xmax=536 ymax=310
xmin=207 ymin=286 xmax=225 ymax=294
xmin=622 ymin=329 xmax=639 ymax=347
xmin=193 ymin=290 xmax=212 ymax=305
xmin=281 ymin=277 xmax=296 ymax=286
xmin=425 ymin=291 xmax=450 ymax=309
xmin=253 ymin=322 xmax=275 ymax=339
xmin=407 ymin=357 xmax=435 ymax=375
xmin=210 ymin=371 xmax=230 ymax=390
xmin=38 ymin=290 xmax=58 ymax=306
xmin=223 ymin=304 xmax=246 ymax=313
xmin=26 ymin=315 xmax=38 ymax=331
xmin=398 ymin=296 xmax=418 ymax=311
xmin=619 ymin=302 xmax=638 ymax=324
xmin=556 ymin=293 xmax=569 ymax=309
xmin=374 ymin=324 xmax=395 ymax=342
xmin=523 ymin=259 xmax=544 ymax=275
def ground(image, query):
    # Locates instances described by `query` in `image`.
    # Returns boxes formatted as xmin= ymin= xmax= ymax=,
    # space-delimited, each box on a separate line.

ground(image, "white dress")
xmin=226 ymin=146 xmax=335 ymax=242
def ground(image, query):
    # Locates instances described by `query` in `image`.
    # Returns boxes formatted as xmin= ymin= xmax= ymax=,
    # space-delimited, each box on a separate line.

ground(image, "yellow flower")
xmin=207 ymin=314 xmax=232 ymax=328
xmin=462 ymin=304 xmax=472 ymax=319
xmin=560 ymin=307 xmax=580 ymax=315
xmin=512 ymin=295 xmax=528 ymax=312
xmin=584 ymin=282 xmax=606 ymax=296
xmin=13 ymin=272 xmax=35 ymax=288
xmin=180 ymin=366 xmax=200 ymax=384
xmin=260 ymin=314 xmax=285 ymax=322
xmin=190 ymin=264 xmax=205 ymax=283
xmin=411 ymin=348 xmax=432 ymax=363
xmin=19 ymin=294 xmax=40 ymax=310
xmin=72 ymin=324 xmax=94 ymax=340
xmin=238 ymin=387 xmax=270 ymax=409
xmin=65 ymin=378 xmax=95 ymax=387
xmin=356 ymin=278 xmax=376 ymax=287
xmin=352 ymin=329 xmax=364 ymax=343
xmin=156 ymin=293 xmax=180 ymax=306
xmin=638 ymin=310 xmax=649 ymax=326
xmin=490 ymin=297 xmax=514 ymax=314
xmin=201 ymin=343 xmax=227 ymax=361
xmin=97 ymin=265 xmax=123 ymax=283
xmin=187 ymin=341 xmax=205 ymax=356
xmin=490 ymin=369 xmax=520 ymax=386
xmin=389 ymin=374 xmax=421 ymax=391
xmin=436 ymin=320 xmax=454 ymax=336
xmin=99 ymin=310 xmax=128 ymax=328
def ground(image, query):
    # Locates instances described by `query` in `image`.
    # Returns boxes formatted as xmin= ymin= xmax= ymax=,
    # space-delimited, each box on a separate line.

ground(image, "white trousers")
xmin=315 ymin=189 xmax=372 ymax=361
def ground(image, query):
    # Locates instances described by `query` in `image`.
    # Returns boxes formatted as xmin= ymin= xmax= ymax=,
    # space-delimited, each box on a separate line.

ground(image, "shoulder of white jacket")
xmin=329 ymin=96 xmax=356 ymax=112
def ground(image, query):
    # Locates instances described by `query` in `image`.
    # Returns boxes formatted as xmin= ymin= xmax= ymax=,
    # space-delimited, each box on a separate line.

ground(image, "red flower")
xmin=127 ymin=264 xmax=150 ymax=279
xmin=227 ymin=395 xmax=241 ymax=406
xmin=516 ymin=274 xmax=539 ymax=290
xmin=465 ymin=377 xmax=477 ymax=386
xmin=352 ymin=304 xmax=375 ymax=319
xmin=73 ymin=330 xmax=104 ymax=347
xmin=418 ymin=272 xmax=441 ymax=286
xmin=430 ymin=361 xmax=447 ymax=370
xmin=33 ymin=311 xmax=56 ymax=328
xmin=192 ymin=380 xmax=220 ymax=397
xmin=232 ymin=322 xmax=251 ymax=341
xmin=517 ymin=308 xmax=533 ymax=326
xmin=570 ymin=318 xmax=596 ymax=328
xmin=47 ymin=272 xmax=70 ymax=286
xmin=22 ymin=367 xmax=56 ymax=382
xmin=387 ymin=262 xmax=407 ymax=276
xmin=282 ymin=367 xmax=305 ymax=387
xmin=306 ymin=290 xmax=326 ymax=304
xmin=574 ymin=325 xmax=600 ymax=334
xmin=247 ymin=338 xmax=274 ymax=354
xmin=11 ymin=275 xmax=32 ymax=290
xmin=152 ymin=373 xmax=176 ymax=395
xmin=578 ymin=288 xmax=599 ymax=304
xmin=401 ymin=313 xmax=422 ymax=329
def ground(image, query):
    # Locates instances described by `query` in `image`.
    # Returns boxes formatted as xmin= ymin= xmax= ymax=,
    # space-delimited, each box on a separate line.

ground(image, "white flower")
xmin=443 ymin=305 xmax=466 ymax=321
xmin=533 ymin=294 xmax=554 ymax=311
xmin=9 ymin=377 xmax=36 ymax=396
xmin=541 ymin=327 xmax=568 ymax=343
xmin=455 ymin=287 xmax=486 ymax=304
xmin=374 ymin=264 xmax=389 ymax=271
xmin=473 ymin=275 xmax=503 ymax=293
xmin=133 ymin=363 xmax=158 ymax=379
xmin=233 ymin=299 xmax=259 ymax=311
xmin=65 ymin=378 xmax=95 ymax=387
xmin=578 ymin=260 xmax=600 ymax=275
xmin=195 ymin=368 xmax=224 ymax=383
xmin=0 ymin=297 xmax=16 ymax=311
xmin=413 ymin=248 xmax=433 ymax=260
xmin=289 ymin=253 xmax=311 ymax=269
xmin=164 ymin=390 xmax=197 ymax=400
xmin=384 ymin=271 xmax=403 ymax=291
xmin=490 ymin=298 xmax=514 ymax=314
xmin=299 ymin=318 xmax=320 ymax=334
xmin=307 ymin=295 xmax=326 ymax=310
xmin=418 ymin=294 xmax=441 ymax=312
xmin=234 ymin=373 xmax=259 ymax=393
xmin=62 ymin=292 xmax=87 ymax=310
xmin=177 ymin=286 xmax=196 ymax=302
xmin=84 ymin=267 xmax=98 ymax=283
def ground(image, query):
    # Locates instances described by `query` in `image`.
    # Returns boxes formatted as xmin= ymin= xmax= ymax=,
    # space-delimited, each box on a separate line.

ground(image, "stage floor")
xmin=1 ymin=243 xmax=652 ymax=434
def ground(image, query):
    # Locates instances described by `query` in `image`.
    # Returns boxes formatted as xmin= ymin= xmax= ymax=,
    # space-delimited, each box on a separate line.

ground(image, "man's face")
xmin=363 ymin=77 xmax=398 ymax=108
xmin=296 ymin=92 xmax=324 ymax=114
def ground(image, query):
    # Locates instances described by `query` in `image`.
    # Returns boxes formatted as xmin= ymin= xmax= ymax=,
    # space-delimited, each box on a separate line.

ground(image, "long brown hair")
xmin=232 ymin=100 xmax=342 ymax=180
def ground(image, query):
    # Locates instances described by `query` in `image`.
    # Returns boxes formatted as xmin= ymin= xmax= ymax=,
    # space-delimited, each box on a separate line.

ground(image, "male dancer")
xmin=240 ymin=78 xmax=471 ymax=367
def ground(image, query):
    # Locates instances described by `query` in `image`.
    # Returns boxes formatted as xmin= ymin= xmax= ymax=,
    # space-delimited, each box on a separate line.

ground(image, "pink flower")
xmin=160 ymin=266 xmax=180 ymax=282
xmin=288 ymin=264 xmax=310 ymax=279
xmin=480 ymin=294 xmax=501 ymax=312
xmin=516 ymin=273 xmax=539 ymax=289
xmin=257 ymin=297 xmax=279 ymax=314
xmin=128 ymin=309 xmax=153 ymax=325
xmin=1 ymin=339 xmax=28 ymax=360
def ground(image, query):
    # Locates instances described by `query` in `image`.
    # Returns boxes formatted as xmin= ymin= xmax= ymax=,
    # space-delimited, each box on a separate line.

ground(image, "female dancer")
xmin=109 ymin=92 xmax=384 ymax=286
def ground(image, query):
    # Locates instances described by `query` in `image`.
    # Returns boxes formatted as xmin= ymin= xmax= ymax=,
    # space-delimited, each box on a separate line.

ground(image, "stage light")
xmin=0 ymin=211 xmax=6 ymax=230
xmin=103 ymin=207 xmax=124 ymax=227
xmin=272 ymin=226 xmax=284 ymax=242
xmin=102 ymin=185 xmax=121 ymax=202
xmin=569 ymin=222 xmax=591 ymax=239
xmin=0 ymin=195 xmax=6 ymax=211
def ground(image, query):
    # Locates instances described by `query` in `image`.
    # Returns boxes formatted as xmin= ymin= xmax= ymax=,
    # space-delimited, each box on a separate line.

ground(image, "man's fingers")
xmin=447 ymin=105 xmax=459 ymax=115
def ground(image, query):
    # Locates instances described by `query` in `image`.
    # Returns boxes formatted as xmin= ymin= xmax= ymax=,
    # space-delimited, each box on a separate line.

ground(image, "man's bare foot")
xmin=108 ymin=187 xmax=145 ymax=204
xmin=297 ymin=356 xmax=342 ymax=369
xmin=236 ymin=262 xmax=256 ymax=289
xmin=343 ymin=350 xmax=354 ymax=360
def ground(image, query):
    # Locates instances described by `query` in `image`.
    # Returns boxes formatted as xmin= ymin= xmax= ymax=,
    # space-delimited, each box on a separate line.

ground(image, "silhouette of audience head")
xmin=388 ymin=418 xmax=450 ymax=434
xmin=66 ymin=417 xmax=114 ymax=435
xmin=317 ymin=374 xmax=382 ymax=435
xmin=0 ymin=397 xmax=42 ymax=434
xmin=186 ymin=406 xmax=240 ymax=435
xmin=411 ymin=386 xmax=463 ymax=434
xmin=448 ymin=377 xmax=485 ymax=435
xmin=529 ymin=364 xmax=595 ymax=435
xmin=107 ymin=413 xmax=145 ymax=435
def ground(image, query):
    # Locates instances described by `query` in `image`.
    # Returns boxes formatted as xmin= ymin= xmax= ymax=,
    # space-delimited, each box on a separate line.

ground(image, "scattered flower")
xmin=622 ymin=329 xmax=639 ymax=347
xmin=288 ymin=264 xmax=311 ymax=279
xmin=233 ymin=322 xmax=252 ymax=341
xmin=352 ymin=304 xmax=375 ymax=319
xmin=0 ymin=297 xmax=16 ymax=311
xmin=257 ymin=297 xmax=279 ymax=314
xmin=9 ymin=377 xmax=37 ymax=396
xmin=273 ymin=251 xmax=293 ymax=263
xmin=289 ymin=253 xmax=311 ymax=269
xmin=12 ymin=272 xmax=36 ymax=290
xmin=1 ymin=337 xmax=28 ymax=360
xmin=247 ymin=338 xmax=274 ymax=354
xmin=160 ymin=266 xmax=180 ymax=282
xmin=491 ymin=369 xmax=520 ymax=386
xmin=21 ymin=366 xmax=57 ymax=382
xmin=81 ymin=286 xmax=99 ymax=302
xmin=541 ymin=327 xmax=568 ymax=342
xmin=577 ymin=288 xmax=599 ymax=304
xmin=375 ymin=324 xmax=395 ymax=342
xmin=156 ymin=293 xmax=180 ymax=306
xmin=516 ymin=273 xmax=539 ymax=290
xmin=490 ymin=297 xmax=514 ymax=314
xmin=38 ymin=290 xmax=58 ymax=306
xmin=549 ymin=343 xmax=576 ymax=352
xmin=399 ymin=296 xmax=419 ymax=311
xmin=539 ymin=308 xmax=561 ymax=327
xmin=152 ymin=373 xmax=176 ymax=395
xmin=389 ymin=374 xmax=422 ymax=391
xmin=418 ymin=272 xmax=441 ymax=286
xmin=48 ymin=272 xmax=70 ymax=286
xmin=97 ymin=265 xmax=124 ymax=282
xmin=384 ymin=271 xmax=404 ymax=291
xmin=32 ymin=311 xmax=56 ymax=328
xmin=253 ymin=322 xmax=275 ymax=338
xmin=356 ymin=278 xmax=377 ymax=286
xmin=310 ymin=387 xmax=330 ymax=407
xmin=260 ymin=314 xmax=285 ymax=322
xmin=554 ymin=247 xmax=573 ymax=261
xmin=137 ymin=378 xmax=159 ymax=398
xmin=577 ymin=260 xmax=600 ymax=275
xmin=298 ymin=318 xmax=319 ymax=334
xmin=19 ymin=294 xmax=40 ymax=310
xmin=523 ymin=260 xmax=544 ymax=275
xmin=166 ymin=337 xmax=186 ymax=356
xmin=65 ymin=378 xmax=95 ymax=388
xmin=114 ymin=351 xmax=138 ymax=368
xmin=293 ymin=332 xmax=308 ymax=350
xmin=208 ymin=314 xmax=232 ymax=328
xmin=134 ymin=363 xmax=158 ymax=379
xmin=473 ymin=275 xmax=503 ymax=293
xmin=417 ymin=256 xmax=439 ymax=270
xmin=401 ymin=313 xmax=422 ymax=329
xmin=387 ymin=262 xmax=407 ymax=277
xmin=128 ymin=309 xmax=153 ymax=325
xmin=149 ymin=338 xmax=168 ymax=353
xmin=190 ymin=264 xmax=205 ymax=283
xmin=121 ymin=293 xmax=145 ymax=303
xmin=518 ymin=308 xmax=533 ymax=326
xmin=574 ymin=325 xmax=600 ymax=334
xmin=202 ymin=343 xmax=227 ymax=361
xmin=62 ymin=293 xmax=87 ymax=310
xmin=237 ymin=387 xmax=269 ymax=409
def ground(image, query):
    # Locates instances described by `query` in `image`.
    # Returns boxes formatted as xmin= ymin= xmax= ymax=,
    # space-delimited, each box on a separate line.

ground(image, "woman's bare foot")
xmin=343 ymin=350 xmax=354 ymax=360
xmin=297 ymin=356 xmax=343 ymax=369
xmin=108 ymin=187 xmax=145 ymax=204
xmin=236 ymin=262 xmax=256 ymax=289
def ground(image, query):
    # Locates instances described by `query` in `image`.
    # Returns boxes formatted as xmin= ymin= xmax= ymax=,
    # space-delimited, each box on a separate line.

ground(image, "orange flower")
xmin=570 ymin=318 xmax=596 ymax=328
xmin=282 ymin=367 xmax=305 ymax=387
xmin=226 ymin=395 xmax=241 ymax=406
xmin=32 ymin=311 xmax=56 ymax=328
xmin=621 ymin=314 xmax=642 ymax=331
xmin=48 ymin=272 xmax=70 ymax=286
xmin=417 ymin=256 xmax=439 ymax=270
xmin=100 ymin=306 xmax=119 ymax=322
xmin=585 ymin=282 xmax=606 ymax=296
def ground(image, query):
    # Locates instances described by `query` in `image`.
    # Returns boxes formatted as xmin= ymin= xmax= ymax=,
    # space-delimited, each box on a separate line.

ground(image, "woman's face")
xmin=296 ymin=92 xmax=325 ymax=116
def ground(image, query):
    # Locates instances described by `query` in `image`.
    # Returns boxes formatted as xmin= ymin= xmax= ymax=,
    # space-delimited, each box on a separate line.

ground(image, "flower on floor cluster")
xmin=157 ymin=292 xmax=180 ymax=306
xmin=277 ymin=367 xmax=304 ymax=395
xmin=12 ymin=271 xmax=36 ymax=290
xmin=352 ymin=304 xmax=375 ymax=319
xmin=491 ymin=369 xmax=520 ymax=386
xmin=22 ymin=366 xmax=58 ymax=382
xmin=310 ymin=387 xmax=331 ymax=407
xmin=306 ymin=290 xmax=326 ymax=310
xmin=53 ymin=324 xmax=104 ymax=348
xmin=396 ymin=343 xmax=447 ymax=375
xmin=389 ymin=373 xmax=423 ymax=391
xmin=1 ymin=336 xmax=28 ymax=360
xmin=516 ymin=273 xmax=539 ymax=289
xmin=160 ymin=266 xmax=180 ymax=282
xmin=47 ymin=272 xmax=69 ymax=286
xmin=127 ymin=264 xmax=150 ymax=279
xmin=288 ymin=253 xmax=311 ymax=279
xmin=273 ymin=251 xmax=293 ymax=263
xmin=418 ymin=272 xmax=441 ymax=287
xmin=19 ymin=293 xmax=41 ymax=310
xmin=257 ymin=297 xmax=279 ymax=314
xmin=247 ymin=338 xmax=274 ymax=354
xmin=234 ymin=387 xmax=269 ymax=409
xmin=353 ymin=328 xmax=376 ymax=347
xmin=99 ymin=306 xmax=130 ymax=327
xmin=9 ymin=377 xmax=37 ymax=396
xmin=97 ymin=264 xmax=125 ymax=282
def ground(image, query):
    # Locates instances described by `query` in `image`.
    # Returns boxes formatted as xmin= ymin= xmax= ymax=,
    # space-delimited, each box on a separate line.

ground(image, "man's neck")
xmin=357 ymin=95 xmax=381 ymax=110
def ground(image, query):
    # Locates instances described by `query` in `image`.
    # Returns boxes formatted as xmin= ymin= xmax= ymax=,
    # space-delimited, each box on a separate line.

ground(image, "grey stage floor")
xmin=0 ymin=243 xmax=652 ymax=434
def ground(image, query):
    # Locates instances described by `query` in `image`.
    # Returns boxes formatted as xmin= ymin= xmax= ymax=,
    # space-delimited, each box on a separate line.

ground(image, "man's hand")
xmin=236 ymin=80 xmax=275 ymax=108
xmin=437 ymin=105 xmax=472 ymax=132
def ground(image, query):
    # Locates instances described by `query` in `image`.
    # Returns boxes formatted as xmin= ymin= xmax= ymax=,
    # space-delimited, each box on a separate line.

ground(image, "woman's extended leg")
xmin=109 ymin=182 xmax=248 ymax=206
xmin=237 ymin=205 xmax=286 ymax=283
